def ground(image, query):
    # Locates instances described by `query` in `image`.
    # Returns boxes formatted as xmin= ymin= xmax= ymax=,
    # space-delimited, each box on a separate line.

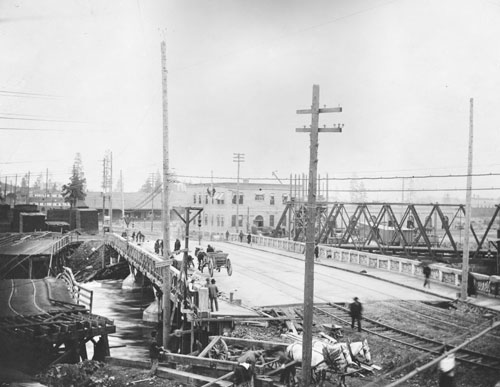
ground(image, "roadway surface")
xmin=195 ymin=241 xmax=444 ymax=308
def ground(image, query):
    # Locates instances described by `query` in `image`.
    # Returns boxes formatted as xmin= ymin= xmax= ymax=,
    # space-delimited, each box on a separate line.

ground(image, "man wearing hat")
xmin=349 ymin=297 xmax=363 ymax=332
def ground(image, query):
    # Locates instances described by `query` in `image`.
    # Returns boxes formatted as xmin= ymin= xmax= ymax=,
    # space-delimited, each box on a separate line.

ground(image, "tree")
xmin=140 ymin=171 xmax=162 ymax=193
xmin=61 ymin=154 xmax=87 ymax=208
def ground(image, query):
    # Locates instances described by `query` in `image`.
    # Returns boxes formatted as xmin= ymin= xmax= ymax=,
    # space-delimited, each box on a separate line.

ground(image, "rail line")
xmin=313 ymin=303 xmax=500 ymax=371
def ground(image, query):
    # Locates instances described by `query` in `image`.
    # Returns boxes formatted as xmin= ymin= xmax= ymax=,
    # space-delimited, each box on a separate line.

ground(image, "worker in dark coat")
xmin=349 ymin=297 xmax=363 ymax=332
xmin=467 ymin=270 xmax=476 ymax=297
xmin=423 ymin=265 xmax=431 ymax=288
xmin=174 ymin=238 xmax=181 ymax=252
xmin=247 ymin=233 xmax=252 ymax=244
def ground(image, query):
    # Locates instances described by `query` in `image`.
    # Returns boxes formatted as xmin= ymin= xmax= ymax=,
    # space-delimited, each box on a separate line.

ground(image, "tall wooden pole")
xmin=120 ymin=170 xmax=125 ymax=222
xmin=461 ymin=98 xmax=474 ymax=301
xmin=160 ymin=40 xmax=172 ymax=349
xmin=13 ymin=174 xmax=17 ymax=206
xmin=295 ymin=85 xmax=343 ymax=385
xmin=26 ymin=171 xmax=30 ymax=204
xmin=45 ymin=168 xmax=48 ymax=208
xmin=109 ymin=152 xmax=113 ymax=232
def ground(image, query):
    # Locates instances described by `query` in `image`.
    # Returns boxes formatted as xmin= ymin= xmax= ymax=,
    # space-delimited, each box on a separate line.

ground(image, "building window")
xmin=193 ymin=194 xmax=197 ymax=204
xmin=270 ymin=195 xmax=275 ymax=205
xmin=205 ymin=195 xmax=209 ymax=205
xmin=232 ymin=194 xmax=244 ymax=204
xmin=255 ymin=194 xmax=264 ymax=201
xmin=216 ymin=215 xmax=220 ymax=227
xmin=204 ymin=213 xmax=208 ymax=226
xmin=270 ymin=215 xmax=275 ymax=227
xmin=220 ymin=216 xmax=224 ymax=227
xmin=282 ymin=194 xmax=289 ymax=204
xmin=254 ymin=215 xmax=264 ymax=228
xmin=238 ymin=215 xmax=243 ymax=227
xmin=231 ymin=215 xmax=236 ymax=227
xmin=198 ymin=194 xmax=202 ymax=204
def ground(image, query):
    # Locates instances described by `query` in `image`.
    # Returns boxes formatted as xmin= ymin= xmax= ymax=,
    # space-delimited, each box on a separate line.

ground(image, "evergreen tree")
xmin=61 ymin=154 xmax=87 ymax=208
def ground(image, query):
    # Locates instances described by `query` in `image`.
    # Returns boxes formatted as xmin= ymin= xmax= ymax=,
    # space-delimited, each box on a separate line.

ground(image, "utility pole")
xmin=102 ymin=158 xmax=107 ymax=235
xmin=108 ymin=151 xmax=113 ymax=233
xmin=26 ymin=171 xmax=30 ymax=204
xmin=461 ymin=98 xmax=474 ymax=301
xmin=151 ymin=172 xmax=155 ymax=232
xmin=120 ymin=170 xmax=125 ymax=223
xmin=45 ymin=168 xmax=48 ymax=209
xmin=233 ymin=153 xmax=245 ymax=232
xmin=296 ymin=84 xmax=343 ymax=385
xmin=13 ymin=174 xmax=17 ymax=206
xmin=160 ymin=39 xmax=172 ymax=349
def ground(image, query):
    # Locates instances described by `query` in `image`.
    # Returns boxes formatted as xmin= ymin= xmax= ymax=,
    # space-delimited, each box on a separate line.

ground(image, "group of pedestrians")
xmin=131 ymin=231 xmax=145 ymax=243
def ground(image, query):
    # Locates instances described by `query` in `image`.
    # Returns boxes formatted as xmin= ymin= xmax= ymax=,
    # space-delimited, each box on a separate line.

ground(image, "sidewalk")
xmin=227 ymin=241 xmax=500 ymax=313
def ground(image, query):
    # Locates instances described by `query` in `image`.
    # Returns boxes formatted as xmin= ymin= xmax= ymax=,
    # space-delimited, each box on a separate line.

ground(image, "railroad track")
xmin=313 ymin=303 xmax=500 ymax=371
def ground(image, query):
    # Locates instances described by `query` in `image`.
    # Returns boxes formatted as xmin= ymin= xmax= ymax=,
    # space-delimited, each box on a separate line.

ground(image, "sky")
xmin=1 ymin=0 xmax=500 ymax=203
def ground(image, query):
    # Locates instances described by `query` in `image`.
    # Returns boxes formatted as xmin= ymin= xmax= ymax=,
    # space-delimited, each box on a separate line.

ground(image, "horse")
xmin=286 ymin=339 xmax=371 ymax=386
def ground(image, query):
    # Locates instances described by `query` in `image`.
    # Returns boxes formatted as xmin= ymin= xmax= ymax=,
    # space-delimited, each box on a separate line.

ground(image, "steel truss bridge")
xmin=274 ymin=201 xmax=500 ymax=261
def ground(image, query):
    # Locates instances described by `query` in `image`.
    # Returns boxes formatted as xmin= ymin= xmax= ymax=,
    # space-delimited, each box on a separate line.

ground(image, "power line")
xmin=0 ymin=127 xmax=64 ymax=132
xmin=0 ymin=90 xmax=61 ymax=98
xmin=0 ymin=115 xmax=85 ymax=124
xmin=174 ymin=171 xmax=500 ymax=182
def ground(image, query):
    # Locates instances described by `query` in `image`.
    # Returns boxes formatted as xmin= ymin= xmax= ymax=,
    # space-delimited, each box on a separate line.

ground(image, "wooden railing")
xmin=104 ymin=234 xmax=181 ymax=302
xmin=231 ymin=233 xmax=499 ymax=298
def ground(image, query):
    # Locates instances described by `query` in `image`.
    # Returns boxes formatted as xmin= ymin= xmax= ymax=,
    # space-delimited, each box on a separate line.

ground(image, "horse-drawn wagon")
xmin=195 ymin=247 xmax=233 ymax=277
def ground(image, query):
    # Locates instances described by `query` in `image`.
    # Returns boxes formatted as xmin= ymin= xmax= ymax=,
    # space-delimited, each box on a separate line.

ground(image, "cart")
xmin=200 ymin=251 xmax=232 ymax=277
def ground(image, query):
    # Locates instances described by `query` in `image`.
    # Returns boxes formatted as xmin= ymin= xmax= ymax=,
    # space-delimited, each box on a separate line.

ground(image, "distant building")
xmin=184 ymin=181 xmax=288 ymax=235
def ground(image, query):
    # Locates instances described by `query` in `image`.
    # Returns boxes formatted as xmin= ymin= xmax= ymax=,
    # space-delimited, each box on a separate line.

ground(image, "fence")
xmin=231 ymin=233 xmax=498 ymax=297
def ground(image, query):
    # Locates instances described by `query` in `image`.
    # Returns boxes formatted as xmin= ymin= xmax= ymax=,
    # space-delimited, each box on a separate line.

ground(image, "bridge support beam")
xmin=122 ymin=267 xmax=144 ymax=291
xmin=143 ymin=299 xmax=159 ymax=322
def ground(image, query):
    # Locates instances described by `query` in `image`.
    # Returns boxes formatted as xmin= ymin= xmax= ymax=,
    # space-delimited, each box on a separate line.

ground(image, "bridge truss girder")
xmin=274 ymin=202 xmax=500 ymax=260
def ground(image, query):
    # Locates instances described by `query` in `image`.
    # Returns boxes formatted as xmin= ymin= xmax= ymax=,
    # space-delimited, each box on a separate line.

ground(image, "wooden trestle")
xmin=0 ymin=309 xmax=116 ymax=370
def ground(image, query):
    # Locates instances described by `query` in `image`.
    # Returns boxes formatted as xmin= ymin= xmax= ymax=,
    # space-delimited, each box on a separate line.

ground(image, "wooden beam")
xmin=198 ymin=336 xmax=221 ymax=358
xmin=208 ymin=336 xmax=289 ymax=351
xmin=200 ymin=371 xmax=234 ymax=387
xmin=163 ymin=353 xmax=236 ymax=371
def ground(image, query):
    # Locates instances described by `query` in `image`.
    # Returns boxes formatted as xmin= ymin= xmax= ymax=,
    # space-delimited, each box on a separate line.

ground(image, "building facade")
xmin=185 ymin=181 xmax=289 ymax=235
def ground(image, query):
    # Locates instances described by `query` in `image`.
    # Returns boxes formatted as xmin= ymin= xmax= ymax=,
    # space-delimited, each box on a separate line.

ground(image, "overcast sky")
xmin=1 ymin=0 xmax=500 ymax=202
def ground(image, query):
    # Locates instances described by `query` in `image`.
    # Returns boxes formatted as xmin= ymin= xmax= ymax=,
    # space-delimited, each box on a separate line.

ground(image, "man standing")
xmin=208 ymin=279 xmax=219 ymax=312
xmin=247 ymin=233 xmax=252 ymax=244
xmin=423 ymin=265 xmax=431 ymax=288
xmin=148 ymin=331 xmax=163 ymax=377
xmin=239 ymin=231 xmax=244 ymax=242
xmin=174 ymin=238 xmax=181 ymax=252
xmin=314 ymin=245 xmax=319 ymax=261
xmin=349 ymin=297 xmax=363 ymax=332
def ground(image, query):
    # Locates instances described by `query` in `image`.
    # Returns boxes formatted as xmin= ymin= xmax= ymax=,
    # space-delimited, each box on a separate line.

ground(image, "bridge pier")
xmin=143 ymin=294 xmax=160 ymax=322
xmin=122 ymin=265 xmax=145 ymax=291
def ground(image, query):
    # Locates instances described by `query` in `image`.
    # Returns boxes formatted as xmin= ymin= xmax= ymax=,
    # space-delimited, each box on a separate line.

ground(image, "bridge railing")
xmin=237 ymin=233 xmax=498 ymax=298
xmin=104 ymin=234 xmax=181 ymax=301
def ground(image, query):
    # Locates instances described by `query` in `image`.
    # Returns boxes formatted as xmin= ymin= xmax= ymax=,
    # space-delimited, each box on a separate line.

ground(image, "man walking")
xmin=423 ymin=265 xmax=431 ymax=288
xmin=208 ymin=278 xmax=219 ymax=312
xmin=349 ymin=297 xmax=363 ymax=332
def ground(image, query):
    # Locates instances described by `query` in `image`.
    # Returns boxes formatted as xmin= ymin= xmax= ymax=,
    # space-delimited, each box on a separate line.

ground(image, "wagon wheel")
xmin=208 ymin=339 xmax=229 ymax=360
xmin=208 ymin=259 xmax=214 ymax=277
xmin=226 ymin=259 xmax=233 ymax=276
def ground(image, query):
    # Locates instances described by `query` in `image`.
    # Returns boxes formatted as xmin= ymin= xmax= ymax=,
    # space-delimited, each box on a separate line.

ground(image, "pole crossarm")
xmin=296 ymin=107 xmax=342 ymax=114
xmin=296 ymin=127 xmax=343 ymax=133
